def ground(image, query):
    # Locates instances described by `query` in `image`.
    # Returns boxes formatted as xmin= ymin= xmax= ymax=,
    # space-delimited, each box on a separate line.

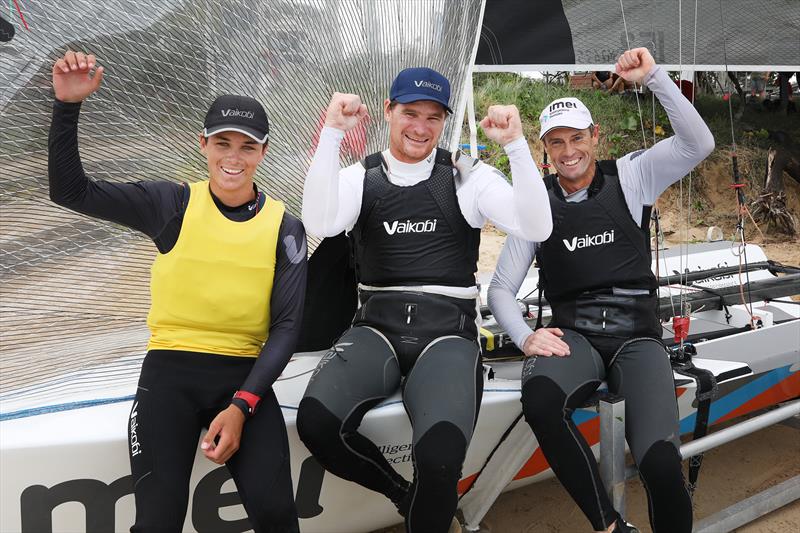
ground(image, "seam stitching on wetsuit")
xmin=363 ymin=326 xmax=399 ymax=360
xmin=404 ymin=335 xmax=463 ymax=385
xmin=133 ymin=470 xmax=152 ymax=489
xmin=407 ymin=408 xmax=419 ymax=532
xmin=640 ymin=470 xmax=657 ymax=528
xmin=339 ymin=396 xmax=407 ymax=493
xmin=607 ymin=336 xmax=661 ymax=367
xmin=362 ymin=326 xmax=402 ymax=389
xmin=382 ymin=356 xmax=397 ymax=391
xmin=563 ymin=378 xmax=608 ymax=528
xmin=469 ymin=348 xmax=481 ymax=438
xmin=567 ymin=419 xmax=612 ymax=529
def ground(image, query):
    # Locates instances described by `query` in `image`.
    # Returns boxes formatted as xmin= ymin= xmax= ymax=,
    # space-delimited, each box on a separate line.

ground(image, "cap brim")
xmin=393 ymin=93 xmax=453 ymax=113
xmin=538 ymin=120 xmax=593 ymax=139
xmin=204 ymin=126 xmax=268 ymax=144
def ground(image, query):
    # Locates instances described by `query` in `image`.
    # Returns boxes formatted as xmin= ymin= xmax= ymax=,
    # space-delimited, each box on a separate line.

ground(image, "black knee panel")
xmin=638 ymin=440 xmax=684 ymax=487
xmin=406 ymin=422 xmax=466 ymax=532
xmin=521 ymin=376 xmax=567 ymax=429
xmin=639 ymin=440 xmax=692 ymax=533
xmin=296 ymin=397 xmax=342 ymax=457
xmin=413 ymin=421 xmax=467 ymax=485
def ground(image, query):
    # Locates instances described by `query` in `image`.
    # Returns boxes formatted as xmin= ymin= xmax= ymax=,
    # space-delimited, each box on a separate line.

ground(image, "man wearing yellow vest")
xmin=49 ymin=51 xmax=305 ymax=532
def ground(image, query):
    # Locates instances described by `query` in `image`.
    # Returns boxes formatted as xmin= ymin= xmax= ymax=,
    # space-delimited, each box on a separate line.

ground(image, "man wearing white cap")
xmin=488 ymin=48 xmax=714 ymax=532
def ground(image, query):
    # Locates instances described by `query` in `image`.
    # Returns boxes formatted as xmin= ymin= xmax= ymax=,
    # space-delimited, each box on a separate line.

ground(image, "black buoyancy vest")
xmin=538 ymin=160 xmax=658 ymax=303
xmin=350 ymin=148 xmax=481 ymax=287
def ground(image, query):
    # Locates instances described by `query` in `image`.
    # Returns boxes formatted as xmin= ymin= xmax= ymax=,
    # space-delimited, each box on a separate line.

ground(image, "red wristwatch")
xmin=232 ymin=390 xmax=261 ymax=417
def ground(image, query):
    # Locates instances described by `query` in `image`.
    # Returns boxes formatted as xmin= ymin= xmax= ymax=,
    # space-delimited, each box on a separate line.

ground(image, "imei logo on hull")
xmin=383 ymin=219 xmax=438 ymax=235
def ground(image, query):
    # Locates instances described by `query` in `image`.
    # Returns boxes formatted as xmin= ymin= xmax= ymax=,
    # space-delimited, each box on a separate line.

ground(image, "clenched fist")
xmin=324 ymin=92 xmax=368 ymax=132
xmin=615 ymin=47 xmax=656 ymax=85
xmin=479 ymin=104 xmax=524 ymax=147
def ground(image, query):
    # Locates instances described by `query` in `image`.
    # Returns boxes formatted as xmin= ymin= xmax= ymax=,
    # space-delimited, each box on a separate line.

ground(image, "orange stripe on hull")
xmin=458 ymin=416 xmax=603 ymax=491
xmin=715 ymin=372 xmax=800 ymax=425
xmin=512 ymin=417 xmax=600 ymax=481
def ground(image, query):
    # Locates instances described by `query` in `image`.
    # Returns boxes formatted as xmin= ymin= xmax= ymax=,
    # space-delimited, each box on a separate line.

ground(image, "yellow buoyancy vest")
xmin=147 ymin=181 xmax=285 ymax=356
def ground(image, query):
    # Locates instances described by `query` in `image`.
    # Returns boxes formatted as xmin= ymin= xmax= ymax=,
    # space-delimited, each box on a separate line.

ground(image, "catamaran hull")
xmin=2 ymin=324 xmax=798 ymax=533
xmin=2 ymin=242 xmax=798 ymax=532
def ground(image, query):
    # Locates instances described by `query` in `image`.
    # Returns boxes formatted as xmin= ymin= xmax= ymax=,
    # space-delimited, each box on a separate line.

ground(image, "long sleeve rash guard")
xmin=488 ymin=65 xmax=715 ymax=349
xmin=301 ymin=129 xmax=553 ymax=244
xmin=48 ymin=99 xmax=307 ymax=399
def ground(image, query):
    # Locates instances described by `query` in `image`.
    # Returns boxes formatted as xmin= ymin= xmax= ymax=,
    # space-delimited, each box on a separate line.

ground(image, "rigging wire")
xmin=618 ymin=0 xmax=648 ymax=148
xmin=717 ymin=0 xmax=758 ymax=328
xmin=620 ymin=0 xmax=682 ymax=319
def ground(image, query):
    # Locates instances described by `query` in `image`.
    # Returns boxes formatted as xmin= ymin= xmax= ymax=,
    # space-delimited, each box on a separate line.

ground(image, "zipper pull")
xmin=405 ymin=303 xmax=417 ymax=325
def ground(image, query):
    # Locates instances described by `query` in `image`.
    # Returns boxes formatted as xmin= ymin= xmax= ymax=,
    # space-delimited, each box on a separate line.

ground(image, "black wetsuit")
xmin=296 ymin=150 xmax=483 ymax=533
xmin=522 ymin=166 xmax=691 ymax=532
xmin=49 ymin=100 xmax=305 ymax=533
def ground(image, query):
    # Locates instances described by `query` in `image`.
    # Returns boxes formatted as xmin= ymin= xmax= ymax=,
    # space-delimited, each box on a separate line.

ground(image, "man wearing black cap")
xmin=296 ymin=67 xmax=552 ymax=532
xmin=49 ymin=51 xmax=304 ymax=532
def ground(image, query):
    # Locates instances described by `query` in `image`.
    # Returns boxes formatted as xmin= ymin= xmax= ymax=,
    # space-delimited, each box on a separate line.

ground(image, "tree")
xmin=751 ymin=131 xmax=800 ymax=234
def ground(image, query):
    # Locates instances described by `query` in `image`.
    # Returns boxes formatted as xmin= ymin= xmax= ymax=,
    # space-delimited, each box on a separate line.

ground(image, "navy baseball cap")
xmin=389 ymin=67 xmax=452 ymax=113
xmin=203 ymin=95 xmax=269 ymax=144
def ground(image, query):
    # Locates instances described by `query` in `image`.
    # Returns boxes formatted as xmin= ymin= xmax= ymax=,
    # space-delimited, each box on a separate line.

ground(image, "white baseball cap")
xmin=538 ymin=97 xmax=594 ymax=139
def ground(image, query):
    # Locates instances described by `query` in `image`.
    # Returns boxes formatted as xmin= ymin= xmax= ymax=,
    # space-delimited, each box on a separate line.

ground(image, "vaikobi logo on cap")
xmin=221 ymin=109 xmax=255 ymax=119
xmin=414 ymin=80 xmax=442 ymax=92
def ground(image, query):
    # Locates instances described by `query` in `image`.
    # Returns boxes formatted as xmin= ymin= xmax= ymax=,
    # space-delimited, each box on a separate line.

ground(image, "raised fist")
xmin=479 ymin=104 xmax=524 ymax=146
xmin=615 ymin=47 xmax=656 ymax=85
xmin=324 ymin=92 xmax=368 ymax=132
xmin=52 ymin=50 xmax=104 ymax=103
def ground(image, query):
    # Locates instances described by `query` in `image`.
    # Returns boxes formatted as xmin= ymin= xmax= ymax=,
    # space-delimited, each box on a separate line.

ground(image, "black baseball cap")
xmin=203 ymin=95 xmax=269 ymax=144
xmin=389 ymin=67 xmax=452 ymax=113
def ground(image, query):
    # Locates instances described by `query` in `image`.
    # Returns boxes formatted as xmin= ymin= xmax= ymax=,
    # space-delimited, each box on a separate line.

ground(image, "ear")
xmin=383 ymin=98 xmax=392 ymax=122
xmin=591 ymin=124 xmax=600 ymax=147
xmin=199 ymin=133 xmax=207 ymax=155
xmin=541 ymin=132 xmax=550 ymax=150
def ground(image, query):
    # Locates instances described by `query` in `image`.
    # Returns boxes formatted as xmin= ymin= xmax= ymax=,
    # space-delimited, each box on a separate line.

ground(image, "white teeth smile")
xmin=563 ymin=158 xmax=580 ymax=167
xmin=221 ymin=167 xmax=243 ymax=175
xmin=405 ymin=135 xmax=427 ymax=144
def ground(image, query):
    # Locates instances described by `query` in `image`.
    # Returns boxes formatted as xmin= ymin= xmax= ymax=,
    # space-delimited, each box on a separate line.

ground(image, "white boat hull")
xmin=2 ymin=242 xmax=798 ymax=532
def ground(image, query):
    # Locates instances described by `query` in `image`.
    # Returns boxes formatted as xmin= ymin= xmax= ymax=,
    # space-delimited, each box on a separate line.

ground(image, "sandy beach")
xmin=376 ymin=421 xmax=799 ymax=532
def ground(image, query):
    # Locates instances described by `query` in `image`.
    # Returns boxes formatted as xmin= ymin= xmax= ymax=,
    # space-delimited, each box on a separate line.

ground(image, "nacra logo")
xmin=414 ymin=80 xmax=442 ymax=92
xmin=221 ymin=109 xmax=254 ymax=119
xmin=383 ymin=219 xmax=438 ymax=235
xmin=563 ymin=229 xmax=615 ymax=251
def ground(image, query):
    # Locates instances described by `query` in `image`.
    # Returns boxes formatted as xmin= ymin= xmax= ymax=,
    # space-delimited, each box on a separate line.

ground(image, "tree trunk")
xmin=751 ymin=134 xmax=800 ymax=234
xmin=727 ymin=72 xmax=746 ymax=119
